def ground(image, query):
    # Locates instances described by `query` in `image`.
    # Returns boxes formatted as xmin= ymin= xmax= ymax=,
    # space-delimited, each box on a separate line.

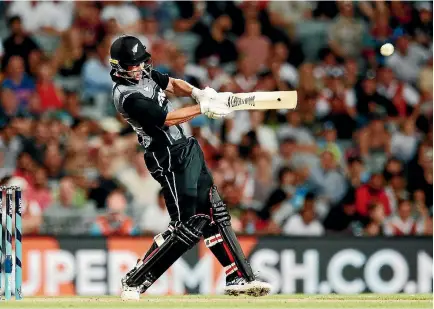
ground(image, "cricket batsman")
xmin=109 ymin=35 xmax=271 ymax=299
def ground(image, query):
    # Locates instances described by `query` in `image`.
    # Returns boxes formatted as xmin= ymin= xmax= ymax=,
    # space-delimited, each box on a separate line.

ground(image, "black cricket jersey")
xmin=111 ymin=70 xmax=188 ymax=152
xmin=112 ymin=70 xmax=214 ymax=224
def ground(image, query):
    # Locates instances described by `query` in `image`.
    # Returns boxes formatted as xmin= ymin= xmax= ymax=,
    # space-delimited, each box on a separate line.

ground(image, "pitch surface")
xmin=0 ymin=294 xmax=431 ymax=309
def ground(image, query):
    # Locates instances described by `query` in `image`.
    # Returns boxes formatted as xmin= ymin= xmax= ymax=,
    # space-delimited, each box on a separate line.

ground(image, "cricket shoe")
xmin=120 ymin=261 xmax=147 ymax=301
xmin=120 ymin=276 xmax=141 ymax=301
xmin=224 ymin=277 xmax=272 ymax=297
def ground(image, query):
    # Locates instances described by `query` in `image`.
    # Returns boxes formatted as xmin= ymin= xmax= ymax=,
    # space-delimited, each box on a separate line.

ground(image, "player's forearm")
xmin=164 ymin=105 xmax=201 ymax=126
xmin=166 ymin=78 xmax=195 ymax=97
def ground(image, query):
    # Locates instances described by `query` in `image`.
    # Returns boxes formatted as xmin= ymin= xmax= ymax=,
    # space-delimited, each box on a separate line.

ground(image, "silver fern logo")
xmin=158 ymin=89 xmax=166 ymax=106
xmin=132 ymin=43 xmax=138 ymax=55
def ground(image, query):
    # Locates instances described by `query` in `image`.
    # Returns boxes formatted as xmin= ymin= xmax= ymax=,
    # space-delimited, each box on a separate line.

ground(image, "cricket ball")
xmin=380 ymin=43 xmax=394 ymax=57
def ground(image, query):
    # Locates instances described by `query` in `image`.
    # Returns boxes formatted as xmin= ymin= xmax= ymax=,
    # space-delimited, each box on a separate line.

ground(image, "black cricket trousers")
xmin=144 ymin=137 xmax=214 ymax=222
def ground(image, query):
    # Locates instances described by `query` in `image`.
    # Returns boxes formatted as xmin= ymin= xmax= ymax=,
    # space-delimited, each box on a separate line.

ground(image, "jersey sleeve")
xmin=123 ymin=93 xmax=168 ymax=128
xmin=151 ymin=70 xmax=169 ymax=90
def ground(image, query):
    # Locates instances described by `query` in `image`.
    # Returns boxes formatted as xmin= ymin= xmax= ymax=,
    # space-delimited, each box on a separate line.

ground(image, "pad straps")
xmin=125 ymin=214 xmax=210 ymax=289
xmin=209 ymin=186 xmax=256 ymax=281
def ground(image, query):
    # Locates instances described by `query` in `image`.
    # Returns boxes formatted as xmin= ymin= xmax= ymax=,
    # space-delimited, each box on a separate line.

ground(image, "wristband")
xmin=191 ymin=87 xmax=201 ymax=101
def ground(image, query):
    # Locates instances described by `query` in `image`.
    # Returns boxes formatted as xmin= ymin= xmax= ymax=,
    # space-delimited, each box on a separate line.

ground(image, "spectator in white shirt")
xmin=116 ymin=149 xmax=161 ymax=209
xmin=272 ymin=42 xmax=299 ymax=88
xmin=391 ymin=120 xmax=420 ymax=162
xmin=282 ymin=193 xmax=325 ymax=236
xmin=100 ymin=1 xmax=141 ymax=33
xmin=140 ymin=189 xmax=171 ymax=235
xmin=386 ymin=34 xmax=430 ymax=85
xmin=7 ymin=1 xmax=73 ymax=35
xmin=81 ymin=37 xmax=113 ymax=100
xmin=248 ymin=111 xmax=278 ymax=154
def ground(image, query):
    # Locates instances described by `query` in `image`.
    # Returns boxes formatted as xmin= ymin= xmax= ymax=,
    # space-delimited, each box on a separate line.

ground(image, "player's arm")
xmin=151 ymin=70 xmax=213 ymax=104
xmin=123 ymin=93 xmax=201 ymax=128
xmin=123 ymin=92 xmax=230 ymax=128
xmin=151 ymin=70 xmax=195 ymax=97
xmin=165 ymin=105 xmax=201 ymax=126
xmin=165 ymin=77 xmax=195 ymax=97
xmin=166 ymin=77 xmax=212 ymax=106
xmin=166 ymin=90 xmax=239 ymax=124
xmin=150 ymin=70 xmax=233 ymax=122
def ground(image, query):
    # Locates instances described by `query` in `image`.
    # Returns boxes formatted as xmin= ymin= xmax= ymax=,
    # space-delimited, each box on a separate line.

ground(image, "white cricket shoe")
xmin=224 ymin=277 xmax=247 ymax=296
xmin=224 ymin=277 xmax=271 ymax=297
xmin=121 ymin=287 xmax=140 ymax=301
xmin=244 ymin=280 xmax=272 ymax=297
xmin=120 ymin=276 xmax=141 ymax=301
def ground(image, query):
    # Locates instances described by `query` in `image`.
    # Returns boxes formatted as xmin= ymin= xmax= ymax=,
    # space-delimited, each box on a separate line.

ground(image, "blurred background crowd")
xmin=0 ymin=1 xmax=432 ymax=237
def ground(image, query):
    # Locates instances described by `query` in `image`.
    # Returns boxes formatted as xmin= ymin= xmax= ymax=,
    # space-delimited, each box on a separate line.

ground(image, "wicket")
xmin=0 ymin=186 xmax=23 ymax=301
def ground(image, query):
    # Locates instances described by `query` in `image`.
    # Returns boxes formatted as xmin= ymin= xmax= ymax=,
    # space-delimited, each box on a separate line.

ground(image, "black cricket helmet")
xmin=109 ymin=35 xmax=152 ymax=82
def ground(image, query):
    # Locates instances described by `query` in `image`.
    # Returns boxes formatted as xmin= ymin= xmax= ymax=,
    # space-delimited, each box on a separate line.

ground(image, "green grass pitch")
xmin=0 ymin=294 xmax=432 ymax=309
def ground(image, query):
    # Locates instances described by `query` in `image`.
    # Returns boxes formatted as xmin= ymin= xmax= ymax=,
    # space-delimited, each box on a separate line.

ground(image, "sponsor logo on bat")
xmin=18 ymin=197 xmax=22 ymax=215
xmin=16 ymin=288 xmax=23 ymax=298
xmin=7 ymin=196 xmax=12 ymax=215
xmin=228 ymin=96 xmax=255 ymax=108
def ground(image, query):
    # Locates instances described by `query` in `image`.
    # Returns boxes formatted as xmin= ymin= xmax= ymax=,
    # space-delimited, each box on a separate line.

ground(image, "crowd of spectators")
xmin=0 ymin=1 xmax=432 ymax=237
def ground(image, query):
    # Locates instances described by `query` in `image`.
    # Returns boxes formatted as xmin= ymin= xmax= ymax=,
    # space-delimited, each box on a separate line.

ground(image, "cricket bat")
xmin=227 ymin=91 xmax=297 ymax=111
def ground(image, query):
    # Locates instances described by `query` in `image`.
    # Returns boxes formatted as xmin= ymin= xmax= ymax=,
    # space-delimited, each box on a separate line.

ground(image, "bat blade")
xmin=227 ymin=91 xmax=297 ymax=111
